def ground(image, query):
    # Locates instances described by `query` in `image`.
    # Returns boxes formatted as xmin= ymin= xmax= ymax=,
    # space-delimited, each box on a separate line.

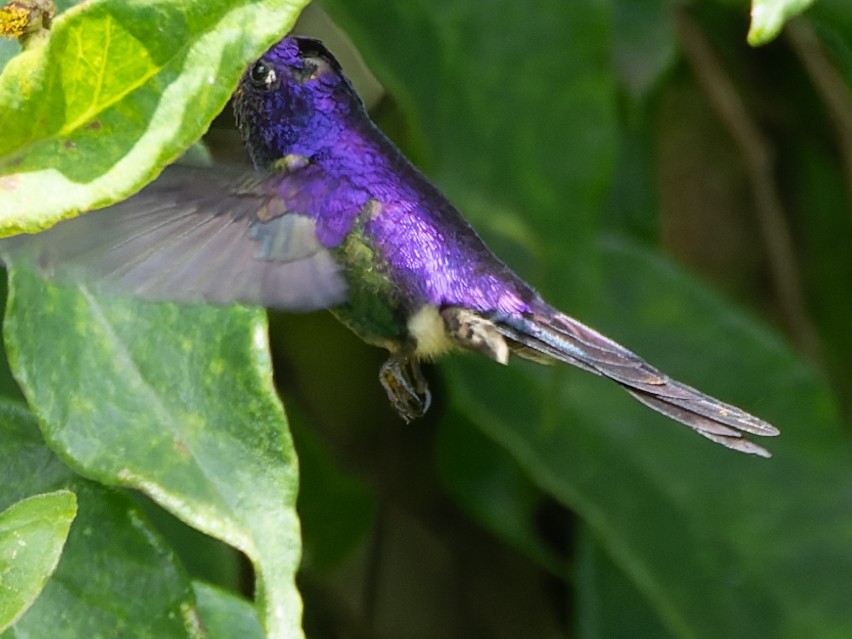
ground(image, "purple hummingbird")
xmin=2 ymin=36 xmax=779 ymax=456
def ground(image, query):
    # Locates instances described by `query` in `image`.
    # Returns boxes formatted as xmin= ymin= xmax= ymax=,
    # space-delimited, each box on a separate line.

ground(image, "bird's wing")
xmin=490 ymin=309 xmax=779 ymax=457
xmin=1 ymin=163 xmax=366 ymax=311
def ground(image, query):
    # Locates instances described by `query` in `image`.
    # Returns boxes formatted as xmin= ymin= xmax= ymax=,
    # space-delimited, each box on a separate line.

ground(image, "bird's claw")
xmin=379 ymin=353 xmax=431 ymax=422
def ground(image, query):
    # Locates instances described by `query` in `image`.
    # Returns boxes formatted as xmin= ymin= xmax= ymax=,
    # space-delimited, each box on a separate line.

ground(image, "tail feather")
xmin=490 ymin=310 xmax=779 ymax=457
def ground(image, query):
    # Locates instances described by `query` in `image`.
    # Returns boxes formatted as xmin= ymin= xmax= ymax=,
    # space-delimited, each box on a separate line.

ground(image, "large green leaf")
xmin=0 ymin=0 xmax=310 ymax=234
xmin=0 ymin=490 xmax=77 ymax=632
xmin=436 ymin=410 xmax=569 ymax=574
xmin=575 ymin=525 xmax=673 ymax=639
xmin=445 ymin=239 xmax=852 ymax=638
xmin=4 ymin=271 xmax=304 ymax=639
xmin=0 ymin=401 xmax=203 ymax=639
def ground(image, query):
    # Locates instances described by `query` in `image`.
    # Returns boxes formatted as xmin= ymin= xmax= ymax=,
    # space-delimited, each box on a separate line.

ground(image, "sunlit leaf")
xmin=4 ymin=270 xmax=304 ymax=639
xmin=0 ymin=0 xmax=310 ymax=234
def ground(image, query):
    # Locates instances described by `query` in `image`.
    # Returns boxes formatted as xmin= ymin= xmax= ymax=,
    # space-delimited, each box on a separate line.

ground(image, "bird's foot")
xmin=380 ymin=353 xmax=431 ymax=422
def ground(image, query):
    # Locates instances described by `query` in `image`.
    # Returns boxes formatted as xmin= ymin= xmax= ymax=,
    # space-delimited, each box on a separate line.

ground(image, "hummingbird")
xmin=2 ymin=35 xmax=779 ymax=456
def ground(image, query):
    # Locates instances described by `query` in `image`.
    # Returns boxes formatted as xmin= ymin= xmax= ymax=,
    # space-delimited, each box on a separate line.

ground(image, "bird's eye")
xmin=249 ymin=61 xmax=277 ymax=89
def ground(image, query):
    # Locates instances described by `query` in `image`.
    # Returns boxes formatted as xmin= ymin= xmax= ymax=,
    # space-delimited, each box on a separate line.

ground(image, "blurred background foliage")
xmin=2 ymin=0 xmax=852 ymax=637
xmin=273 ymin=1 xmax=852 ymax=637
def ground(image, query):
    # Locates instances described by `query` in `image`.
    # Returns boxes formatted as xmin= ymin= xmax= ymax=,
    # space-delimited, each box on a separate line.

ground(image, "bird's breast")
xmin=406 ymin=304 xmax=456 ymax=360
xmin=330 ymin=216 xmax=409 ymax=350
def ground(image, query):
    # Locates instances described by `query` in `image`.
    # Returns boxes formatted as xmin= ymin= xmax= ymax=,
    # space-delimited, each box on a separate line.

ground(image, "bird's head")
xmin=234 ymin=36 xmax=364 ymax=168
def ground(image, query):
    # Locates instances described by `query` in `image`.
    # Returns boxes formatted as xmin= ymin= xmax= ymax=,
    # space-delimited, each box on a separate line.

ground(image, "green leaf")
xmin=0 ymin=490 xmax=77 ymax=633
xmin=0 ymin=402 xmax=75 ymax=501
xmin=748 ymin=0 xmax=816 ymax=45
xmin=0 ymin=0 xmax=310 ymax=234
xmin=8 ymin=484 xmax=204 ymax=639
xmin=193 ymin=581 xmax=264 ymax=639
xmin=0 ymin=401 xmax=203 ymax=639
xmin=613 ymin=0 xmax=678 ymax=100
xmin=134 ymin=494 xmax=244 ymax=592
xmin=792 ymin=138 xmax=852 ymax=418
xmin=575 ymin=526 xmax=673 ymax=639
xmin=436 ymin=411 xmax=569 ymax=574
xmin=4 ymin=270 xmax=304 ymax=639
xmin=289 ymin=408 xmax=375 ymax=574
xmin=446 ymin=239 xmax=852 ymax=638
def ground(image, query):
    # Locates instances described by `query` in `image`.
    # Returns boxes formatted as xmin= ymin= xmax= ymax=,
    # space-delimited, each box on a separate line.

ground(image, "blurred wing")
xmin=493 ymin=309 xmax=779 ymax=457
xmin=0 ymin=164 xmax=357 ymax=311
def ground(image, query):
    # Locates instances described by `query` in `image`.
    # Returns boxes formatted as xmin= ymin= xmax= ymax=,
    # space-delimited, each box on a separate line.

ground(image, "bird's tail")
xmin=489 ymin=308 xmax=779 ymax=457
